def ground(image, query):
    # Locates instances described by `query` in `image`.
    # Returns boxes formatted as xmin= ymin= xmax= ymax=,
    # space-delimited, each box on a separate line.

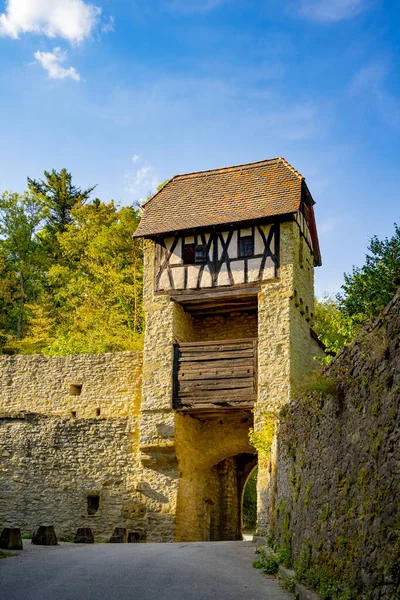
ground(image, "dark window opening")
xmin=96 ymin=408 xmax=101 ymax=416
xmin=238 ymin=235 xmax=254 ymax=258
xmin=71 ymin=410 xmax=77 ymax=418
xmin=87 ymin=495 xmax=100 ymax=515
xmin=183 ymin=243 xmax=195 ymax=264
xmin=194 ymin=244 xmax=207 ymax=264
xmin=69 ymin=384 xmax=82 ymax=396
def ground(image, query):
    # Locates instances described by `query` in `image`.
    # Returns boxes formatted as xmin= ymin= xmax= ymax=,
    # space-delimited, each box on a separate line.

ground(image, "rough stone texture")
xmin=0 ymin=527 xmax=23 ymax=550
xmin=256 ymin=222 xmax=316 ymax=532
xmin=274 ymin=291 xmax=400 ymax=599
xmin=0 ymin=351 xmax=142 ymax=418
xmin=32 ymin=525 xmax=57 ymax=545
xmin=0 ymin=352 xmax=145 ymax=541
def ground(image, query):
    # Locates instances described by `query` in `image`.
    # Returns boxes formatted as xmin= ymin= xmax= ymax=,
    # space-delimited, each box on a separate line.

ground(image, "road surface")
xmin=0 ymin=540 xmax=293 ymax=600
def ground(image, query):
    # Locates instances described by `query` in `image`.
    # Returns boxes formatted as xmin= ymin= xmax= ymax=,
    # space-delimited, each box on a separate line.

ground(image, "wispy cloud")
xmin=125 ymin=159 xmax=159 ymax=203
xmin=101 ymin=15 xmax=114 ymax=34
xmin=34 ymin=47 xmax=80 ymax=80
xmin=169 ymin=0 xmax=229 ymax=13
xmin=0 ymin=0 xmax=101 ymax=44
xmin=291 ymin=0 xmax=369 ymax=22
xmin=351 ymin=61 xmax=400 ymax=127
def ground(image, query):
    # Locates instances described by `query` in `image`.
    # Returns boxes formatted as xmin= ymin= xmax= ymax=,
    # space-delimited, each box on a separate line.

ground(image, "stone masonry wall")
xmin=0 ymin=352 xmax=146 ymax=540
xmin=256 ymin=221 xmax=316 ymax=532
xmin=274 ymin=291 xmax=400 ymax=599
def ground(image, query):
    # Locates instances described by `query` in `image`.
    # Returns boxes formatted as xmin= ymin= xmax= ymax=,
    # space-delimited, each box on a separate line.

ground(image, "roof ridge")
xmin=278 ymin=157 xmax=303 ymax=181
xmin=174 ymin=157 xmax=281 ymax=181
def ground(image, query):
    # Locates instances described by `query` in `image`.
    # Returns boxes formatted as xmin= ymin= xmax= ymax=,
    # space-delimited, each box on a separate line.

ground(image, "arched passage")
xmin=241 ymin=464 xmax=258 ymax=534
xmin=174 ymin=412 xmax=257 ymax=542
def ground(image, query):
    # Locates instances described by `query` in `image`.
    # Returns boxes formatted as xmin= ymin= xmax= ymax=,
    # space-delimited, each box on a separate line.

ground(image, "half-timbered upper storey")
xmin=134 ymin=157 xmax=321 ymax=294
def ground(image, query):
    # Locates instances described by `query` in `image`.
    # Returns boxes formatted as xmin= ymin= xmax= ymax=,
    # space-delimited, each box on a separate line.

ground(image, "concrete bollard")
xmin=32 ymin=525 xmax=58 ymax=546
xmin=0 ymin=527 xmax=23 ymax=550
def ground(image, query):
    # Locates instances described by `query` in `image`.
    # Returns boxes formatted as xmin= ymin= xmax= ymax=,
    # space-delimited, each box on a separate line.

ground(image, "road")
xmin=0 ymin=540 xmax=293 ymax=600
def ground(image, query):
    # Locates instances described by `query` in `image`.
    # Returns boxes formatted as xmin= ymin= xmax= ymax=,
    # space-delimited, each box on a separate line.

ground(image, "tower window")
xmin=183 ymin=243 xmax=195 ymax=264
xmin=183 ymin=243 xmax=207 ymax=264
xmin=194 ymin=244 xmax=207 ymax=264
xmin=238 ymin=235 xmax=254 ymax=258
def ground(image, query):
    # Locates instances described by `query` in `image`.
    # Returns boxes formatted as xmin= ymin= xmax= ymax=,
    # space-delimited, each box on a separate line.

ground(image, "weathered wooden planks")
xmin=173 ymin=338 xmax=257 ymax=410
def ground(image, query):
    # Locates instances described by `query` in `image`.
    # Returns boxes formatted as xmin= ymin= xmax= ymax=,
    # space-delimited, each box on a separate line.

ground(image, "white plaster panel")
xmin=222 ymin=231 xmax=229 ymax=243
xmin=187 ymin=265 xmax=201 ymax=288
xmin=240 ymin=227 xmax=252 ymax=237
xmin=184 ymin=235 xmax=194 ymax=244
xmin=159 ymin=270 xmax=171 ymax=290
xmin=229 ymin=230 xmax=238 ymax=259
xmin=247 ymin=258 xmax=262 ymax=282
xmin=230 ymin=260 xmax=245 ymax=284
xmin=217 ymin=263 xmax=230 ymax=286
xmin=172 ymin=267 xmax=185 ymax=290
xmin=200 ymin=266 xmax=212 ymax=288
xmin=170 ymin=238 xmax=182 ymax=265
xmin=218 ymin=239 xmax=223 ymax=260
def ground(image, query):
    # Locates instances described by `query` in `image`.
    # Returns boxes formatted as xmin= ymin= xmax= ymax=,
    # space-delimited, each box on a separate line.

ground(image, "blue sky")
xmin=0 ymin=0 xmax=399 ymax=297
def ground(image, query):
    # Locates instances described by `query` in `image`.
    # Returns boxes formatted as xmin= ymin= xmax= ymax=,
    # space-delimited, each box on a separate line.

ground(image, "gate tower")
xmin=134 ymin=157 xmax=321 ymax=542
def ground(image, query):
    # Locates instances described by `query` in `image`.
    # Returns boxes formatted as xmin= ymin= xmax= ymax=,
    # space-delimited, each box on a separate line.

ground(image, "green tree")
xmin=338 ymin=223 xmax=400 ymax=323
xmin=314 ymin=296 xmax=360 ymax=358
xmin=21 ymin=199 xmax=144 ymax=355
xmin=0 ymin=191 xmax=46 ymax=347
xmin=27 ymin=168 xmax=96 ymax=242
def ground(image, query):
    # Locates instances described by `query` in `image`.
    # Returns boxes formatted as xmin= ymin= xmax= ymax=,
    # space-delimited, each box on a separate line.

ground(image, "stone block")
xmin=74 ymin=527 xmax=94 ymax=544
xmin=109 ymin=527 xmax=127 ymax=543
xmin=0 ymin=527 xmax=23 ymax=550
xmin=32 ymin=525 xmax=57 ymax=545
xmin=128 ymin=530 xmax=146 ymax=543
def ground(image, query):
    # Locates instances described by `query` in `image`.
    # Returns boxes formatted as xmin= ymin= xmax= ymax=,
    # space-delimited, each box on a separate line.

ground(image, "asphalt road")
xmin=0 ymin=540 xmax=293 ymax=600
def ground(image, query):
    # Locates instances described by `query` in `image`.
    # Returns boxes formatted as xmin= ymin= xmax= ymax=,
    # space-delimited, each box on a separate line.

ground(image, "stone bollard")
xmin=109 ymin=527 xmax=127 ymax=543
xmin=0 ymin=527 xmax=23 ymax=550
xmin=128 ymin=530 xmax=146 ymax=543
xmin=74 ymin=528 xmax=94 ymax=544
xmin=32 ymin=525 xmax=58 ymax=546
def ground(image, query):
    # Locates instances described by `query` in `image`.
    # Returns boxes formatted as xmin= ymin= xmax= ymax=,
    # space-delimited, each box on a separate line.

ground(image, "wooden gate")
xmin=173 ymin=338 xmax=257 ymax=412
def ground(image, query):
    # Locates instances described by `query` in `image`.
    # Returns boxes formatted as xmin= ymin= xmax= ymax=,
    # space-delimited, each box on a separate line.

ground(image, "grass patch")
xmin=0 ymin=550 xmax=19 ymax=559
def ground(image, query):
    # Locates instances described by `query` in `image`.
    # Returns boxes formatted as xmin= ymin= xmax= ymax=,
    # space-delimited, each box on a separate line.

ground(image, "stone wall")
xmin=273 ymin=291 xmax=400 ymax=599
xmin=0 ymin=352 xmax=146 ymax=540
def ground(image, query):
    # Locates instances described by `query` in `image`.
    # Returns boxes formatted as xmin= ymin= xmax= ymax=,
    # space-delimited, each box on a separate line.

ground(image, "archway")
xmin=241 ymin=465 xmax=258 ymax=535
xmin=208 ymin=453 xmax=257 ymax=541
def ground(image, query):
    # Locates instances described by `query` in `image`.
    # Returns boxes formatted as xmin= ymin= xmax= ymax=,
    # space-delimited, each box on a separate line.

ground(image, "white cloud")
xmin=34 ymin=47 xmax=80 ymax=80
xmin=101 ymin=15 xmax=114 ymax=34
xmin=132 ymin=154 xmax=141 ymax=162
xmin=125 ymin=164 xmax=159 ymax=203
xmin=350 ymin=61 xmax=400 ymax=127
xmin=0 ymin=0 xmax=101 ymax=44
xmin=292 ymin=0 xmax=368 ymax=22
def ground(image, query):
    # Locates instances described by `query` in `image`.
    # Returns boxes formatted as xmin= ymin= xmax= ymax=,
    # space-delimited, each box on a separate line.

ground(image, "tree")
xmin=0 ymin=191 xmax=46 ymax=346
xmin=314 ymin=296 xmax=360 ymax=358
xmin=27 ymin=168 xmax=96 ymax=239
xmin=338 ymin=223 xmax=400 ymax=323
xmin=21 ymin=199 xmax=144 ymax=355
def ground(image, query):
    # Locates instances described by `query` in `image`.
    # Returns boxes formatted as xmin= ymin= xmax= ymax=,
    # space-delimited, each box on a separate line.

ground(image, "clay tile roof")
xmin=133 ymin=157 xmax=308 ymax=238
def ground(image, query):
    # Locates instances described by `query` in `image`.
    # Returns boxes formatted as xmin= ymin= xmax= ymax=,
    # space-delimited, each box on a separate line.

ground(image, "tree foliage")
xmin=314 ymin=223 xmax=400 ymax=359
xmin=1 ymin=170 xmax=143 ymax=355
xmin=338 ymin=223 xmax=400 ymax=323
xmin=314 ymin=296 xmax=360 ymax=358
